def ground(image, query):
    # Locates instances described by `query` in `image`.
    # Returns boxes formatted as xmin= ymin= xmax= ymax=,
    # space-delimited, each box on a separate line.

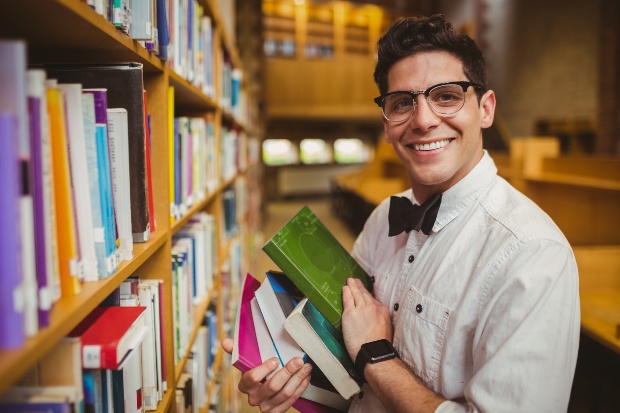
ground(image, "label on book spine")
xmin=93 ymin=227 xmax=105 ymax=243
xmin=69 ymin=259 xmax=78 ymax=277
xmin=38 ymin=286 xmax=52 ymax=310
xmin=83 ymin=344 xmax=102 ymax=368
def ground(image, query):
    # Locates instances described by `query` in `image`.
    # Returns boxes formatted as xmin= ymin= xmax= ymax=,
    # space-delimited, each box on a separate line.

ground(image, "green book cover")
xmin=262 ymin=206 xmax=372 ymax=330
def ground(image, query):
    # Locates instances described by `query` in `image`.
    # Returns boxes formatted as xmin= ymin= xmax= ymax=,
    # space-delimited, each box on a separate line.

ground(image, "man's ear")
xmin=479 ymin=89 xmax=496 ymax=129
xmin=382 ymin=117 xmax=393 ymax=143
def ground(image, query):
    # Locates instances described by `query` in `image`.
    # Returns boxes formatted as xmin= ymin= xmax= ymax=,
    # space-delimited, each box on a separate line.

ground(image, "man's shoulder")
xmin=480 ymin=176 xmax=569 ymax=246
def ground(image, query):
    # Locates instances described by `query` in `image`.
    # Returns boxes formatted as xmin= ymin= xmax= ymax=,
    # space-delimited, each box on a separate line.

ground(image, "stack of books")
xmin=231 ymin=206 xmax=373 ymax=412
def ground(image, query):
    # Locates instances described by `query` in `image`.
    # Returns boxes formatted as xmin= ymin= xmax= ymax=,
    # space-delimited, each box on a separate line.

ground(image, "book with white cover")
xmin=254 ymin=272 xmax=306 ymax=366
xmin=58 ymin=83 xmax=99 ymax=281
xmin=138 ymin=283 xmax=158 ymax=410
xmin=107 ymin=108 xmax=134 ymax=261
xmin=140 ymin=279 xmax=164 ymax=399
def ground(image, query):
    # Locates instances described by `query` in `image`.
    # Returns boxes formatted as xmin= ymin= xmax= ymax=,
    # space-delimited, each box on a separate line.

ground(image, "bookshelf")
xmin=0 ymin=1 xmax=261 ymax=412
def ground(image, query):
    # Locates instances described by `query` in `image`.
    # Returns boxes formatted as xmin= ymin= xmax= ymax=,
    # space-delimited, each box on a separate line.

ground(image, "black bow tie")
xmin=388 ymin=193 xmax=442 ymax=236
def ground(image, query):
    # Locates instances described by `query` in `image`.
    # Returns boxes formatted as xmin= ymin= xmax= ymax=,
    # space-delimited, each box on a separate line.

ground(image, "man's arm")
xmin=221 ymin=338 xmax=312 ymax=413
xmin=342 ymin=278 xmax=445 ymax=413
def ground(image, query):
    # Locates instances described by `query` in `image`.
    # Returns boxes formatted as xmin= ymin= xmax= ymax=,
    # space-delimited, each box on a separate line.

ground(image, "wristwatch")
xmin=354 ymin=339 xmax=399 ymax=382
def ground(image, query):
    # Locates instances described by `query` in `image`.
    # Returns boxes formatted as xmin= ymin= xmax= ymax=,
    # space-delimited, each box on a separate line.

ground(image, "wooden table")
xmin=580 ymin=290 xmax=620 ymax=354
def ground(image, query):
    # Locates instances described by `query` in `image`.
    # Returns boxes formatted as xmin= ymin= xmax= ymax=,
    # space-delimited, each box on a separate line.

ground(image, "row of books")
xmin=84 ymin=0 xmax=250 ymax=128
xmin=176 ymin=305 xmax=219 ymax=413
xmin=170 ymin=115 xmax=218 ymax=221
xmin=0 ymin=277 xmax=167 ymax=413
xmin=167 ymin=100 xmax=253 ymax=225
xmin=232 ymin=206 xmax=374 ymax=412
xmin=0 ymin=40 xmax=155 ymax=350
xmin=171 ymin=212 xmax=218 ymax=363
xmin=84 ymin=0 xmax=168 ymax=58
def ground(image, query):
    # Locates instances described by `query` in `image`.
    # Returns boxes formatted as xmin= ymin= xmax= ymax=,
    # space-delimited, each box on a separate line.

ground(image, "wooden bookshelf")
xmin=0 ymin=1 xmax=260 ymax=412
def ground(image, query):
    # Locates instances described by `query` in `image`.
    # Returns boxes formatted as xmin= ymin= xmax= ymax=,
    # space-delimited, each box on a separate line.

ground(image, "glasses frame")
xmin=374 ymin=81 xmax=486 ymax=123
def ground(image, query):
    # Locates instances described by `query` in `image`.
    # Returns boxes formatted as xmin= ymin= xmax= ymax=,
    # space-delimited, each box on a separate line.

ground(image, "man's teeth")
xmin=413 ymin=139 xmax=450 ymax=151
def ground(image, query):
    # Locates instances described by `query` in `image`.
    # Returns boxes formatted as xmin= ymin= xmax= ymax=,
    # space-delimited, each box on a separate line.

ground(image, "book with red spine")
xmin=68 ymin=306 xmax=148 ymax=370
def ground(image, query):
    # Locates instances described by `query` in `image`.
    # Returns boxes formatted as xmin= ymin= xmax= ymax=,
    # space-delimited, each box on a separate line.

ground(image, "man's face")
xmin=382 ymin=51 xmax=496 ymax=201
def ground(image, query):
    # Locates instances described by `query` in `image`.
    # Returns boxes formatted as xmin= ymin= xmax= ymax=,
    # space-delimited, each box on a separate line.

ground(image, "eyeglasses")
xmin=374 ymin=81 xmax=485 ymax=123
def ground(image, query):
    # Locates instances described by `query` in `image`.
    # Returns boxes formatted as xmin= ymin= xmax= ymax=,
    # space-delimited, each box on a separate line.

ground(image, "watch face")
xmin=366 ymin=340 xmax=397 ymax=362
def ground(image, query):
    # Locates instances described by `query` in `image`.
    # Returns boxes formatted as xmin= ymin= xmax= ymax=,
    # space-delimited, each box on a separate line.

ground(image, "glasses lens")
xmin=428 ymin=84 xmax=466 ymax=114
xmin=383 ymin=93 xmax=414 ymax=122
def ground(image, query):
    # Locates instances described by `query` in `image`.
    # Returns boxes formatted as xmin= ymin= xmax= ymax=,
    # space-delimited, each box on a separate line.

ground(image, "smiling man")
xmin=223 ymin=15 xmax=580 ymax=413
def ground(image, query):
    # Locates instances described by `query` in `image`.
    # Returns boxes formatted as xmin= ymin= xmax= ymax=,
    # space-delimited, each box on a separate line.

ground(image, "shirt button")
xmin=408 ymin=255 xmax=414 ymax=263
xmin=370 ymin=276 xmax=375 ymax=283
xmin=393 ymin=303 xmax=399 ymax=311
xmin=416 ymin=304 xmax=423 ymax=313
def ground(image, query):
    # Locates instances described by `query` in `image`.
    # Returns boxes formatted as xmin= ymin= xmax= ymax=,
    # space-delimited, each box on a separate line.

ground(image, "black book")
xmin=43 ymin=63 xmax=151 ymax=242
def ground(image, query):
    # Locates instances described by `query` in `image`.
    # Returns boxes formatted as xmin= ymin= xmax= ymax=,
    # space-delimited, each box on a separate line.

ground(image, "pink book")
xmin=232 ymin=273 xmax=343 ymax=413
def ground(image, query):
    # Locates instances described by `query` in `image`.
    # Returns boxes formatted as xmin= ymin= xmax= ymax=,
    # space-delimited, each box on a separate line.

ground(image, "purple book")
xmin=83 ymin=88 xmax=108 ymax=125
xmin=28 ymin=89 xmax=50 ymax=328
xmin=0 ymin=113 xmax=25 ymax=349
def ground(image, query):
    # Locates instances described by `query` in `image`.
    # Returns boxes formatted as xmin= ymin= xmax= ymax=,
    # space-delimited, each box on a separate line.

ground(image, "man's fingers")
xmin=221 ymin=337 xmax=233 ymax=355
xmin=239 ymin=358 xmax=279 ymax=394
xmin=258 ymin=358 xmax=312 ymax=411
xmin=347 ymin=277 xmax=372 ymax=306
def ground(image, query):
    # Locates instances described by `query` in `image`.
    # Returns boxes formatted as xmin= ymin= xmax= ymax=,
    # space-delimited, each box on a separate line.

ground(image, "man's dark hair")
xmin=374 ymin=15 xmax=487 ymax=100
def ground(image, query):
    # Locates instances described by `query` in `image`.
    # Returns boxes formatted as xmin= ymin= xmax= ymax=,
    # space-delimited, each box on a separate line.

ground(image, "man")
xmin=223 ymin=14 xmax=580 ymax=413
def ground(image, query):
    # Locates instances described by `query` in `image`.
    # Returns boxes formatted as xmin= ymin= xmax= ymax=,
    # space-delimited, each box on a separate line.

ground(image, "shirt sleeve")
xmin=441 ymin=238 xmax=580 ymax=413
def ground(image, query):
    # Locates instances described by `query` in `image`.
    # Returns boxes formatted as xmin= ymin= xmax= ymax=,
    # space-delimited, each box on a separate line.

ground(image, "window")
xmin=262 ymin=139 xmax=299 ymax=165
xmin=300 ymin=139 xmax=332 ymax=164
xmin=334 ymin=138 xmax=370 ymax=163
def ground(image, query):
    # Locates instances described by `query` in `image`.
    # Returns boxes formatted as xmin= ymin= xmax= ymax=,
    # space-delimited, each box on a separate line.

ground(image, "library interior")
xmin=0 ymin=0 xmax=618 ymax=412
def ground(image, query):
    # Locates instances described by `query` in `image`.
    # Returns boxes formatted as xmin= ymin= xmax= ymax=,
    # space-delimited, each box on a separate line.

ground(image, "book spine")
xmin=26 ymin=69 xmax=53 ymax=328
xmin=143 ymin=90 xmax=156 ymax=234
xmin=107 ymin=108 xmax=134 ymax=261
xmin=95 ymin=124 xmax=117 ymax=276
xmin=81 ymin=94 xmax=108 ymax=279
xmin=0 ymin=113 xmax=25 ymax=349
xmin=59 ymin=83 xmax=99 ymax=282
xmin=47 ymin=86 xmax=81 ymax=296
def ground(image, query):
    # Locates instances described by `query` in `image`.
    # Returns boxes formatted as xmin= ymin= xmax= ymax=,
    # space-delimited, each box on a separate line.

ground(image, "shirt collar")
xmin=405 ymin=151 xmax=497 ymax=234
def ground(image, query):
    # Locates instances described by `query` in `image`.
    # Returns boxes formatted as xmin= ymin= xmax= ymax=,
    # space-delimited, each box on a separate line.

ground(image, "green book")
xmin=262 ymin=206 xmax=372 ymax=331
xmin=284 ymin=298 xmax=363 ymax=400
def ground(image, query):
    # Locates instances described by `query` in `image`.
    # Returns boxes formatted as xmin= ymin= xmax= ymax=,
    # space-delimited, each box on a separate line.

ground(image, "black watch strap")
xmin=354 ymin=339 xmax=399 ymax=382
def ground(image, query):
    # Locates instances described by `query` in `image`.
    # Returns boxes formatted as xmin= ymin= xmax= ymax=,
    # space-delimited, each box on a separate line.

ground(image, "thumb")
xmin=222 ymin=337 xmax=234 ymax=355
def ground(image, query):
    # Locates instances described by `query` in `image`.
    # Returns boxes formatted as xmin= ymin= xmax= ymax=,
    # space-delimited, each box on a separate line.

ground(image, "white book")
xmin=250 ymin=297 xmax=351 ymax=411
xmin=107 ymin=108 xmax=134 ymax=261
xmin=138 ymin=283 xmax=158 ymax=410
xmin=194 ymin=326 xmax=208 ymax=408
xmin=58 ymin=83 xmax=99 ymax=282
xmin=254 ymin=276 xmax=306 ymax=367
xmin=131 ymin=0 xmax=154 ymax=40
xmin=140 ymin=279 xmax=164 ymax=399
xmin=0 ymin=40 xmax=36 ymax=337
xmin=122 ymin=345 xmax=145 ymax=413
xmin=81 ymin=93 xmax=108 ymax=278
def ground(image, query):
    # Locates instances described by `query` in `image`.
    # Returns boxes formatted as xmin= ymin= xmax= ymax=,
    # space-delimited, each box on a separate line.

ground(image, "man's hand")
xmin=221 ymin=338 xmax=312 ymax=413
xmin=341 ymin=278 xmax=393 ymax=361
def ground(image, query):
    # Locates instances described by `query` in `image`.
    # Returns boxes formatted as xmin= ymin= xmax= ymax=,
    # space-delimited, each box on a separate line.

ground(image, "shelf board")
xmin=170 ymin=70 xmax=219 ymax=114
xmin=0 ymin=230 xmax=168 ymax=395
xmin=171 ymin=190 xmax=219 ymax=235
xmin=0 ymin=0 xmax=164 ymax=72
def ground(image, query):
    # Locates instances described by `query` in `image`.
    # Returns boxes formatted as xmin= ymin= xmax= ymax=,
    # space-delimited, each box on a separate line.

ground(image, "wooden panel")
xmin=265 ymin=56 xmax=379 ymax=120
xmin=574 ymin=246 xmax=620 ymax=292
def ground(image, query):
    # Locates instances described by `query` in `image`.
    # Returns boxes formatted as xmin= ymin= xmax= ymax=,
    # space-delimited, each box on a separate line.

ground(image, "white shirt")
xmin=348 ymin=151 xmax=580 ymax=413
